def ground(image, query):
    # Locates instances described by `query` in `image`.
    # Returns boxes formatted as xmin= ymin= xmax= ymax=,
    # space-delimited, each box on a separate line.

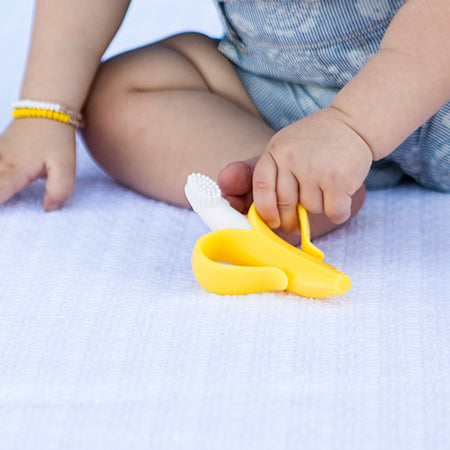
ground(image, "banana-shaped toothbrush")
xmin=185 ymin=173 xmax=350 ymax=298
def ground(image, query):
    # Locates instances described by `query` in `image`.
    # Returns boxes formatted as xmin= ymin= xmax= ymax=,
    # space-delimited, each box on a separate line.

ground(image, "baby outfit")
xmin=215 ymin=0 xmax=450 ymax=191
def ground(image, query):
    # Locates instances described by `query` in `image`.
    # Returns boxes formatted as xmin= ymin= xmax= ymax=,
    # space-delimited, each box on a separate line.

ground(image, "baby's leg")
xmin=82 ymin=33 xmax=271 ymax=206
xmin=82 ymin=32 xmax=364 ymax=240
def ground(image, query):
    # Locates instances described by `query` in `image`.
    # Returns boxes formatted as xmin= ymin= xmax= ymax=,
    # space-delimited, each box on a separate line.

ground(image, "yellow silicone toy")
xmin=191 ymin=204 xmax=351 ymax=298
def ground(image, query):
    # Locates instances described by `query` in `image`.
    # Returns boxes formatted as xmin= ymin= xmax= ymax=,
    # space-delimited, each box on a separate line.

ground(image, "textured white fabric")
xmin=0 ymin=2 xmax=449 ymax=449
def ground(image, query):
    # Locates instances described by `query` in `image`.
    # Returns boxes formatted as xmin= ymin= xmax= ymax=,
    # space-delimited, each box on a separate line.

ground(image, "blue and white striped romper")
xmin=214 ymin=0 xmax=450 ymax=191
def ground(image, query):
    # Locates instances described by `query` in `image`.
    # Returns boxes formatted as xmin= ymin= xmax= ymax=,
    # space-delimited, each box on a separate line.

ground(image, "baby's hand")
xmin=253 ymin=107 xmax=373 ymax=231
xmin=0 ymin=119 xmax=76 ymax=211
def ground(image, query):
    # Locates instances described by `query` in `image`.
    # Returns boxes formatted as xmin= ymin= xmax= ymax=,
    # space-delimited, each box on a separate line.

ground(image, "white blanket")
xmin=1 ymin=2 xmax=449 ymax=449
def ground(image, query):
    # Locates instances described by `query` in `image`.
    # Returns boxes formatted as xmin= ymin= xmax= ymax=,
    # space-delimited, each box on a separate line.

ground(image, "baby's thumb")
xmin=43 ymin=159 xmax=75 ymax=211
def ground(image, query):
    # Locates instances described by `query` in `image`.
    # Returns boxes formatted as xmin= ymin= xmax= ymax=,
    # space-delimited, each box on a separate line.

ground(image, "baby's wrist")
xmin=11 ymin=99 xmax=84 ymax=129
xmin=319 ymin=106 xmax=375 ymax=161
xmin=6 ymin=114 xmax=78 ymax=152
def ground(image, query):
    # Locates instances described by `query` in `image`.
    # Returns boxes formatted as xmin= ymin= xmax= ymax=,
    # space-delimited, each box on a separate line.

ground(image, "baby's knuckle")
xmin=331 ymin=165 xmax=349 ymax=183
xmin=266 ymin=138 xmax=292 ymax=160
xmin=266 ymin=136 xmax=281 ymax=153
xmin=252 ymin=177 xmax=269 ymax=192
xmin=277 ymin=198 xmax=296 ymax=210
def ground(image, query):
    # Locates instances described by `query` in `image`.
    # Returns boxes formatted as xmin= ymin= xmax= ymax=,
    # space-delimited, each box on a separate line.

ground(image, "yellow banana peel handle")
xmin=191 ymin=204 xmax=351 ymax=298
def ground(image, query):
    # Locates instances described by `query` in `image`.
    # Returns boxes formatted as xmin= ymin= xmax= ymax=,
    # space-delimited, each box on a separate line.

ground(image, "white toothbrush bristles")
xmin=185 ymin=173 xmax=252 ymax=231
xmin=186 ymin=173 xmax=222 ymax=206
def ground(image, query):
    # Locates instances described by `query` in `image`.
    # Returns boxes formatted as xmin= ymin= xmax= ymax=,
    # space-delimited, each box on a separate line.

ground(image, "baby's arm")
xmin=331 ymin=0 xmax=450 ymax=161
xmin=0 ymin=0 xmax=131 ymax=210
xmin=253 ymin=0 xmax=450 ymax=230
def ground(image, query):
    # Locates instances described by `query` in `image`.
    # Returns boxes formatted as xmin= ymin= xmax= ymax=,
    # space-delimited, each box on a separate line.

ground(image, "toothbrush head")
xmin=185 ymin=173 xmax=223 ymax=209
xmin=185 ymin=173 xmax=252 ymax=231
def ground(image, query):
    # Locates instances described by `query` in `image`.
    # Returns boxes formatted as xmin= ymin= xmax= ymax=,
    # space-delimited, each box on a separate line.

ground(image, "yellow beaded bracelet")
xmin=11 ymin=100 xmax=84 ymax=128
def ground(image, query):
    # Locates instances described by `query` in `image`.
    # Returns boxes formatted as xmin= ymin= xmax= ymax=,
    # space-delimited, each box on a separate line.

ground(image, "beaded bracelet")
xmin=11 ymin=99 xmax=84 ymax=128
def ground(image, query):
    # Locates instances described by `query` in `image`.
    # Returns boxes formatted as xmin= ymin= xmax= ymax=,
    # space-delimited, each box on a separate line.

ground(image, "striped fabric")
xmin=215 ymin=0 xmax=450 ymax=191
xmin=216 ymin=0 xmax=404 ymax=87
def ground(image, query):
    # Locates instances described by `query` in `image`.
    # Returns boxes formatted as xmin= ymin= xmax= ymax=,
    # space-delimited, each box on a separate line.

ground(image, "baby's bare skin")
xmin=0 ymin=0 xmax=448 ymax=241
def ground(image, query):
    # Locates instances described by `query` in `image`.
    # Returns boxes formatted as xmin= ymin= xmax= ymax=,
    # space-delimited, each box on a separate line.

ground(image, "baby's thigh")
xmin=85 ymin=32 xmax=260 ymax=119
xmin=81 ymin=32 xmax=273 ymax=206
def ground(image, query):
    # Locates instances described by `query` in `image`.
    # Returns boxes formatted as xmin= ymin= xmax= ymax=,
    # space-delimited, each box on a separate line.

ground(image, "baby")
xmin=0 ymin=0 xmax=448 ymax=241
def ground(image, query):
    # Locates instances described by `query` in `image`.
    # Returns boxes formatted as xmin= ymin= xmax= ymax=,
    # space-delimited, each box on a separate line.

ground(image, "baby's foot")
xmin=217 ymin=158 xmax=257 ymax=215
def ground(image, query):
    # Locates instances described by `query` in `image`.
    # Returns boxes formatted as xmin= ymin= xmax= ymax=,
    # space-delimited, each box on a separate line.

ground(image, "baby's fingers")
xmin=276 ymin=170 xmax=301 ymax=232
xmin=299 ymin=184 xmax=324 ymax=215
xmin=43 ymin=157 xmax=75 ymax=211
xmin=0 ymin=169 xmax=33 ymax=205
xmin=323 ymin=189 xmax=352 ymax=224
xmin=252 ymin=152 xmax=280 ymax=229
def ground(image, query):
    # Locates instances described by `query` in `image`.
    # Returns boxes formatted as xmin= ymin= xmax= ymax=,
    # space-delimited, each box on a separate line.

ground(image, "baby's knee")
xmin=85 ymin=52 xmax=134 ymax=110
xmin=159 ymin=31 xmax=218 ymax=52
xmin=80 ymin=55 xmax=134 ymax=166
